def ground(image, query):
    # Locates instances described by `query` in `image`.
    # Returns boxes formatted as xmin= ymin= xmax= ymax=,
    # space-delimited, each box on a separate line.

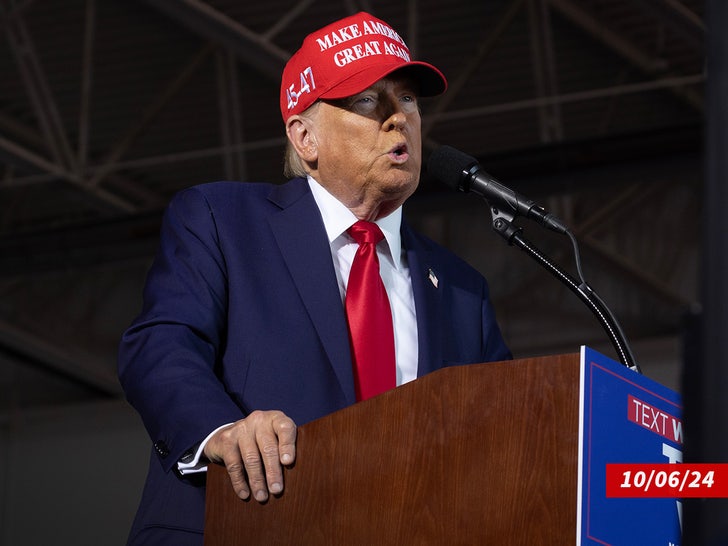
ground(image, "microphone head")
xmin=427 ymin=145 xmax=479 ymax=191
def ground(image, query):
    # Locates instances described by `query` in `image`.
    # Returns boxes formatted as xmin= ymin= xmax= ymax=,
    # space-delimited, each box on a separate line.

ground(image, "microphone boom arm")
xmin=488 ymin=207 xmax=640 ymax=373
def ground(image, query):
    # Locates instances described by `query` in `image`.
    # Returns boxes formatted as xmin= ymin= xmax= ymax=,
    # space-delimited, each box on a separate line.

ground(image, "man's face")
xmin=310 ymin=74 xmax=422 ymax=220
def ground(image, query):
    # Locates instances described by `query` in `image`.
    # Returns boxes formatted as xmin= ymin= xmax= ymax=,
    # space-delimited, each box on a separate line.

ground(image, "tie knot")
xmin=348 ymin=220 xmax=384 ymax=246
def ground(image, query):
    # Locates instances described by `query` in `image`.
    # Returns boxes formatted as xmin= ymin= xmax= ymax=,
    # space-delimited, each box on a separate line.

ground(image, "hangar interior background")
xmin=0 ymin=1 xmax=705 ymax=543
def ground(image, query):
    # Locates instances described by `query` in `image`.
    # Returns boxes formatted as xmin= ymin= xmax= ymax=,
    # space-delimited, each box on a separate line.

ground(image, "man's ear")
xmin=286 ymin=116 xmax=318 ymax=162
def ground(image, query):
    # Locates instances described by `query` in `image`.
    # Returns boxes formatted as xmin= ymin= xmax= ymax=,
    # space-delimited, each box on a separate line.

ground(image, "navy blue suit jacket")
xmin=118 ymin=178 xmax=510 ymax=544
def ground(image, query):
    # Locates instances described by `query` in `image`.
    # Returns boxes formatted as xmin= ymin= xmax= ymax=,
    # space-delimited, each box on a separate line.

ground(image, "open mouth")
xmin=389 ymin=143 xmax=409 ymax=162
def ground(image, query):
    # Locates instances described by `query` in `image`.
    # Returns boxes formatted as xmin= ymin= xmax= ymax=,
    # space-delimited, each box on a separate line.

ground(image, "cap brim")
xmin=319 ymin=61 xmax=447 ymax=101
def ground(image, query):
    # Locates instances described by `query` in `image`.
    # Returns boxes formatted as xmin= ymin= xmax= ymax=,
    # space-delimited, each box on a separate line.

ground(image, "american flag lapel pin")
xmin=428 ymin=268 xmax=439 ymax=288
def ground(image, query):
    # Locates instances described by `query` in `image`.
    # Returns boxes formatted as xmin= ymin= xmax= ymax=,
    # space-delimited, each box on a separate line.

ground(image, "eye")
xmin=354 ymin=94 xmax=375 ymax=105
xmin=349 ymin=94 xmax=378 ymax=114
xmin=400 ymin=93 xmax=419 ymax=112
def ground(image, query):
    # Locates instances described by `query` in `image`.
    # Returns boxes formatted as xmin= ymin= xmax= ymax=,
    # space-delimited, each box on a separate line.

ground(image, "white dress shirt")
xmin=307 ymin=176 xmax=419 ymax=386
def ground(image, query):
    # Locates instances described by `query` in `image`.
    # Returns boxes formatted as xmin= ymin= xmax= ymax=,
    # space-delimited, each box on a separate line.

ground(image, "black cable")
xmin=491 ymin=216 xmax=640 ymax=372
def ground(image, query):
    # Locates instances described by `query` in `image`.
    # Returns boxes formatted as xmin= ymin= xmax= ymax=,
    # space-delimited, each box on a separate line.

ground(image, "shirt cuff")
xmin=177 ymin=423 xmax=232 ymax=475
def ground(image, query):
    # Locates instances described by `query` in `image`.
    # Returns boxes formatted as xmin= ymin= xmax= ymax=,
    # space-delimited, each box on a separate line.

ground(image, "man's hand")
xmin=203 ymin=410 xmax=297 ymax=502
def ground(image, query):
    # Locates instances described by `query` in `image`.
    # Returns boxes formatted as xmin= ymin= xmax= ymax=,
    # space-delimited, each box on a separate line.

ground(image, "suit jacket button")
xmin=154 ymin=440 xmax=170 ymax=458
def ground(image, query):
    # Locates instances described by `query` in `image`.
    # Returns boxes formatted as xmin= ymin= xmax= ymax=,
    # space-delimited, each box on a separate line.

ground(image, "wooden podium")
xmin=204 ymin=354 xmax=581 ymax=545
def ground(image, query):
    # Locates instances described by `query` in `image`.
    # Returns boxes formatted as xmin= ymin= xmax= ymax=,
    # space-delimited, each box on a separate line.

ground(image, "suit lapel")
xmin=267 ymin=180 xmax=356 ymax=405
xmin=402 ymin=222 xmax=444 ymax=377
xmin=266 ymin=181 xmax=443 ymax=396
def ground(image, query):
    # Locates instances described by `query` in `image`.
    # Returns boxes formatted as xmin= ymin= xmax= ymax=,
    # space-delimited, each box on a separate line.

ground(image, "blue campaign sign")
xmin=577 ymin=346 xmax=683 ymax=546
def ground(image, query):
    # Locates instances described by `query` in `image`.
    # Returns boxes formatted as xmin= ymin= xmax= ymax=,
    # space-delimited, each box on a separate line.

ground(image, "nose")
xmin=382 ymin=96 xmax=407 ymax=130
xmin=385 ymin=110 xmax=406 ymax=131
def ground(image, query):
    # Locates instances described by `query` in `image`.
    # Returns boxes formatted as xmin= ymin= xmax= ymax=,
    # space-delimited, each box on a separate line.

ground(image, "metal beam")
xmin=2 ymin=135 xmax=288 ymax=189
xmin=86 ymin=43 xmax=215 ymax=188
xmin=548 ymin=0 xmax=666 ymax=71
xmin=633 ymin=0 xmax=704 ymax=51
xmin=528 ymin=0 xmax=564 ymax=143
xmin=2 ymin=0 xmax=78 ymax=173
xmin=0 ymin=1 xmax=164 ymax=213
xmin=422 ymin=0 xmax=527 ymax=138
xmin=262 ymin=0 xmax=316 ymax=41
xmin=216 ymin=50 xmax=246 ymax=181
xmin=0 ymin=135 xmax=76 ymax=180
xmin=0 ymin=135 xmax=139 ymax=212
xmin=0 ymin=318 xmax=122 ymax=397
xmin=137 ymin=0 xmax=289 ymax=80
xmin=547 ymin=0 xmax=703 ymax=111
xmin=425 ymin=73 xmax=703 ymax=124
xmin=77 ymin=0 xmax=96 ymax=171
xmin=0 ymin=212 xmax=161 ymax=275
xmin=479 ymin=151 xmax=699 ymax=314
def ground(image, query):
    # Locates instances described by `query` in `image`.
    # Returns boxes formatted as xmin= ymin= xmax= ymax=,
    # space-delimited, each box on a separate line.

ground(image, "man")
xmin=118 ymin=11 xmax=510 ymax=545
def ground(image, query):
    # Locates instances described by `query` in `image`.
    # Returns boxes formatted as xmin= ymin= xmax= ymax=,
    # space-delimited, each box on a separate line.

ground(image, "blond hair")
xmin=283 ymin=140 xmax=308 ymax=178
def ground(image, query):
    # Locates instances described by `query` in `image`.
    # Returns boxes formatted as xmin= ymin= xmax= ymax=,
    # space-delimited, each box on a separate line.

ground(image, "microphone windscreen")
xmin=427 ymin=145 xmax=478 ymax=191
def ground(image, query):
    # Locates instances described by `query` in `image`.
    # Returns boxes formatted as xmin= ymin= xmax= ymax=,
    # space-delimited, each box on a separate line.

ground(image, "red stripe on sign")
xmin=627 ymin=395 xmax=683 ymax=444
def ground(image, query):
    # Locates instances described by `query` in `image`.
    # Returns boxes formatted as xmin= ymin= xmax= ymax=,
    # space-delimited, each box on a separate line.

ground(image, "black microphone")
xmin=428 ymin=145 xmax=568 ymax=234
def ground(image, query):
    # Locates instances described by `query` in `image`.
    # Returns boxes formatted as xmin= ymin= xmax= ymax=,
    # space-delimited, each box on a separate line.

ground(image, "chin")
xmin=379 ymin=179 xmax=418 ymax=206
xmin=387 ymin=164 xmax=419 ymax=186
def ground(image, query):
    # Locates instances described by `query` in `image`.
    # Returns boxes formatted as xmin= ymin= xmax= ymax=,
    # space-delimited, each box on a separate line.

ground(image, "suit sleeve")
xmin=118 ymin=188 xmax=244 ymax=473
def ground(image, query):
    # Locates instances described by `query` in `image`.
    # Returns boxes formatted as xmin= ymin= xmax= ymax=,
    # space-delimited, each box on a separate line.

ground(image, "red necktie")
xmin=345 ymin=221 xmax=396 ymax=401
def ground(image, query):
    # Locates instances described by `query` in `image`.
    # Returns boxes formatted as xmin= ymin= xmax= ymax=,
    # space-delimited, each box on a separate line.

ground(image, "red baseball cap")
xmin=280 ymin=12 xmax=447 ymax=122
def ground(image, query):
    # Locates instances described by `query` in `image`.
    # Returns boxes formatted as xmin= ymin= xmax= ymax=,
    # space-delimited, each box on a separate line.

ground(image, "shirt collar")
xmin=307 ymin=176 xmax=403 ymax=268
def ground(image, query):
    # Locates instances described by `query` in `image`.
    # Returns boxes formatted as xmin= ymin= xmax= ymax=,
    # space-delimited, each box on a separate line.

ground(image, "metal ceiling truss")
xmin=0 ymin=0 xmax=703 ymax=208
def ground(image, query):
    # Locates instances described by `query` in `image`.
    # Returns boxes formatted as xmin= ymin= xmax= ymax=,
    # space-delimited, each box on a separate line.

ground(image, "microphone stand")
xmin=488 ymin=205 xmax=641 ymax=373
